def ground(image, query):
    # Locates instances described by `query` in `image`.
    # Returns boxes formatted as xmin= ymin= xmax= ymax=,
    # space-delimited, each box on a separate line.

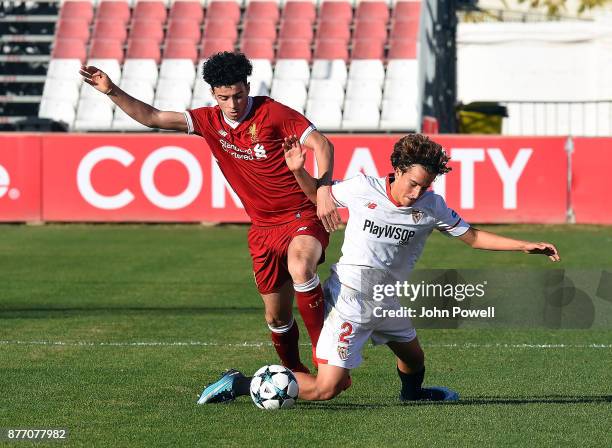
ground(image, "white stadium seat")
xmin=386 ymin=59 xmax=418 ymax=81
xmin=119 ymin=79 xmax=155 ymax=104
xmin=348 ymin=60 xmax=385 ymax=87
xmin=383 ymin=78 xmax=418 ymax=100
xmin=251 ymin=59 xmax=274 ymax=88
xmin=159 ymin=59 xmax=197 ymax=86
xmin=74 ymin=98 xmax=114 ymax=131
xmin=248 ymin=78 xmax=270 ymax=96
xmin=47 ymin=58 xmax=82 ymax=86
xmin=122 ymin=59 xmax=159 ymax=87
xmin=311 ymin=59 xmax=347 ymax=87
xmin=274 ymin=59 xmax=310 ymax=86
xmin=379 ymin=100 xmax=418 ymax=131
xmin=86 ymin=58 xmax=122 ymax=85
xmin=342 ymin=100 xmax=380 ymax=130
xmin=155 ymin=79 xmax=192 ymax=105
xmin=42 ymin=78 xmax=80 ymax=106
xmin=271 ymin=79 xmax=307 ymax=112
xmin=38 ymin=99 xmax=75 ymax=128
xmin=112 ymin=108 xmax=150 ymax=131
xmin=305 ymin=100 xmax=342 ymax=131
xmin=307 ymin=79 xmax=344 ymax=105
xmin=153 ymin=98 xmax=191 ymax=112
xmin=345 ymin=79 xmax=383 ymax=107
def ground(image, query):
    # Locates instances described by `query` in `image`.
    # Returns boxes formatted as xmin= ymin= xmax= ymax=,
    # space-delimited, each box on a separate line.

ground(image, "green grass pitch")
xmin=0 ymin=224 xmax=611 ymax=447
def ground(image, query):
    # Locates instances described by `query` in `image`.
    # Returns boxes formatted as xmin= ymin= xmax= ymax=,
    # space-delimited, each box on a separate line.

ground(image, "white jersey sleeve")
xmin=330 ymin=174 xmax=367 ymax=208
xmin=431 ymin=195 xmax=470 ymax=237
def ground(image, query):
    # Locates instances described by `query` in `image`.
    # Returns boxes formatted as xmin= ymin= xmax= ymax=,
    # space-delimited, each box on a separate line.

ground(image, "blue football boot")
xmin=197 ymin=369 xmax=246 ymax=404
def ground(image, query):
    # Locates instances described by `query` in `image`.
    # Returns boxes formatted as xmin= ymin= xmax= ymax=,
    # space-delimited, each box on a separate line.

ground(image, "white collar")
xmin=222 ymin=96 xmax=253 ymax=129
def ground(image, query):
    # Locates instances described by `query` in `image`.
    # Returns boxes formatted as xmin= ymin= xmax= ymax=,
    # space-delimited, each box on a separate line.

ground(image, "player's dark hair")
xmin=202 ymin=52 xmax=253 ymax=88
xmin=390 ymin=134 xmax=451 ymax=176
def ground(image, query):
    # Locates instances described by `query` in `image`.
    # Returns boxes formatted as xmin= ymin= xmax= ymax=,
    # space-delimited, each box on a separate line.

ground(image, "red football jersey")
xmin=185 ymin=96 xmax=317 ymax=226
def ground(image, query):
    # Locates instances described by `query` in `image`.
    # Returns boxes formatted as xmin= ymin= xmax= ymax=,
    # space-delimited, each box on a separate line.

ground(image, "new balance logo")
xmin=297 ymin=226 xmax=308 ymax=232
xmin=218 ymin=129 xmax=228 ymax=137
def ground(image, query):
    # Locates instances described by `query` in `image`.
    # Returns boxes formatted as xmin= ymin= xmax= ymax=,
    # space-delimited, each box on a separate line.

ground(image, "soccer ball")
xmin=250 ymin=365 xmax=299 ymax=410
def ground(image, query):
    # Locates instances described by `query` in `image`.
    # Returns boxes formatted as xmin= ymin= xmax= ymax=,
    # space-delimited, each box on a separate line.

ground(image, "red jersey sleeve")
xmin=268 ymin=100 xmax=316 ymax=144
xmin=184 ymin=107 xmax=214 ymax=136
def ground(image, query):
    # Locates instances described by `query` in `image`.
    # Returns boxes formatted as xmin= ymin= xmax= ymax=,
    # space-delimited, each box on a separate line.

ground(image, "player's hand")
xmin=79 ymin=65 xmax=114 ymax=94
xmin=283 ymin=135 xmax=306 ymax=172
xmin=522 ymin=242 xmax=560 ymax=262
xmin=316 ymin=186 xmax=341 ymax=232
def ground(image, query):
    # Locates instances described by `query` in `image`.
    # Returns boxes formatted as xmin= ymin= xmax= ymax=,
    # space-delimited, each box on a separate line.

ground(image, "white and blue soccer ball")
xmin=250 ymin=365 xmax=299 ymax=410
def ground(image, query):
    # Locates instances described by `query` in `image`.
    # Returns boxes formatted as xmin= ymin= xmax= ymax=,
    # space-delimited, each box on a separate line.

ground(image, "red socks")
xmin=294 ymin=275 xmax=325 ymax=367
xmin=269 ymin=319 xmax=309 ymax=373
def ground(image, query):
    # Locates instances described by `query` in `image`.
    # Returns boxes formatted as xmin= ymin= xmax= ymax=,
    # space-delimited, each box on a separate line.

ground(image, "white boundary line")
xmin=0 ymin=340 xmax=610 ymax=349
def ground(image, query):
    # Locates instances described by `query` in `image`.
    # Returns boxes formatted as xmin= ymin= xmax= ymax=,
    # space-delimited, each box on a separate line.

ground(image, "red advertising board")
xmin=0 ymin=134 xmax=42 ymax=221
xmin=571 ymin=137 xmax=612 ymax=224
xmin=0 ymin=133 xmax=568 ymax=223
xmin=330 ymin=135 xmax=568 ymax=223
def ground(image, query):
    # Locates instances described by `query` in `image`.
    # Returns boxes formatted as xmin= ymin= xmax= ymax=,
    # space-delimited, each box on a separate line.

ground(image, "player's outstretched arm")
xmin=283 ymin=135 xmax=318 ymax=203
xmin=458 ymin=228 xmax=561 ymax=262
xmin=304 ymin=131 xmax=341 ymax=232
xmin=79 ymin=65 xmax=187 ymax=132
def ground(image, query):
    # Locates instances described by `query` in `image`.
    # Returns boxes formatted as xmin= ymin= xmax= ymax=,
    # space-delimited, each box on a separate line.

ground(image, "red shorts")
xmin=248 ymin=215 xmax=329 ymax=294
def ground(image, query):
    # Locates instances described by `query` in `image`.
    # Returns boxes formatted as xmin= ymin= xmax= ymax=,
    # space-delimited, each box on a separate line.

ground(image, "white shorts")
xmin=315 ymin=274 xmax=417 ymax=370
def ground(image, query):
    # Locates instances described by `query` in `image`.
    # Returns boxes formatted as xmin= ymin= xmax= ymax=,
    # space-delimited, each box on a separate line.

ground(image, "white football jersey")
xmin=330 ymin=173 xmax=470 ymax=293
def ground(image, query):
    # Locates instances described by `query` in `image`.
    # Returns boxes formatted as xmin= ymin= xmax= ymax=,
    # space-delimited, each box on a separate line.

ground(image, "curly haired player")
xmin=80 ymin=53 xmax=341 ymax=402
xmin=207 ymin=133 xmax=560 ymax=403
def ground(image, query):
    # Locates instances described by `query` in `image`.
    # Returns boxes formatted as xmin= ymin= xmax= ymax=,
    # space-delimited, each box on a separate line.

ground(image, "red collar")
xmin=386 ymin=174 xmax=403 ymax=207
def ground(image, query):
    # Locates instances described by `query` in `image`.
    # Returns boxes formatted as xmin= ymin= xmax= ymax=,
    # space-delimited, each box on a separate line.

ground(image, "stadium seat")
xmin=92 ymin=20 xmax=128 ymax=44
xmin=112 ymin=108 xmax=150 ymax=130
xmin=276 ymin=40 xmax=312 ymax=62
xmin=42 ymin=78 xmax=80 ymax=106
xmin=112 ymin=79 xmax=155 ymax=130
xmin=155 ymin=79 xmax=193 ymax=105
xmin=89 ymin=39 xmax=125 ymax=63
xmin=38 ymin=99 xmax=76 ymax=128
xmin=311 ymin=59 xmax=347 ymax=87
xmin=154 ymin=98 xmax=192 ymax=112
xmin=59 ymin=1 xmax=94 ymax=25
xmin=388 ymin=39 xmax=417 ymax=59
xmin=51 ymin=39 xmax=87 ymax=62
xmin=307 ymin=79 xmax=344 ymax=105
xmin=271 ymin=79 xmax=307 ymax=112
xmin=245 ymin=1 xmax=279 ymax=23
xmin=342 ymin=99 xmax=380 ymax=130
xmin=379 ymin=99 xmax=418 ymax=130
xmin=316 ymin=21 xmax=350 ymax=44
xmin=55 ymin=19 xmax=90 ymax=41
xmin=274 ymin=59 xmax=310 ymax=85
xmin=281 ymin=1 xmax=316 ymax=25
xmin=199 ymin=39 xmax=236 ymax=59
xmin=96 ymin=0 xmax=131 ymax=25
xmin=353 ymin=20 xmax=388 ymax=43
xmin=242 ymin=20 xmax=277 ymax=42
xmin=193 ymin=80 xmax=215 ymax=102
xmin=390 ymin=19 xmax=419 ymax=39
xmin=346 ymin=79 xmax=382 ymax=106
xmin=163 ymin=39 xmax=198 ymax=63
xmin=74 ymin=98 xmax=114 ymax=131
xmin=386 ymin=58 xmax=418 ymax=80
xmin=250 ymin=59 xmax=274 ymax=88
xmin=207 ymin=1 xmax=241 ymax=25
xmin=126 ymin=39 xmax=161 ymax=64
xmin=122 ymin=59 xmax=159 ymax=87
xmin=383 ymin=78 xmax=417 ymax=100
xmin=319 ymin=1 xmax=353 ymax=25
xmin=169 ymin=1 xmax=204 ymax=24
xmin=132 ymin=0 xmax=167 ymax=24
xmin=129 ymin=20 xmax=164 ymax=45
xmin=393 ymin=1 xmax=421 ymax=21
xmin=249 ymin=78 xmax=270 ymax=96
xmin=47 ymin=59 xmax=82 ymax=86
xmin=348 ymin=60 xmax=385 ymax=86
xmin=166 ymin=19 xmax=202 ymax=44
xmin=159 ymin=59 xmax=197 ymax=86
xmin=314 ymin=40 xmax=349 ymax=62
xmin=241 ymin=39 xmax=275 ymax=61
xmin=305 ymin=100 xmax=342 ymax=131
xmin=355 ymin=1 xmax=389 ymax=22
xmin=203 ymin=20 xmax=239 ymax=43
xmin=279 ymin=20 xmax=313 ymax=42
xmin=86 ymin=57 xmax=122 ymax=85
xmin=351 ymin=40 xmax=385 ymax=60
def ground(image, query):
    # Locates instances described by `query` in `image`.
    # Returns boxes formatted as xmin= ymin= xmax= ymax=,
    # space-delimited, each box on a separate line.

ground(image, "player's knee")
xmin=315 ymin=383 xmax=343 ymax=401
xmin=265 ymin=314 xmax=293 ymax=330
xmin=289 ymin=262 xmax=316 ymax=285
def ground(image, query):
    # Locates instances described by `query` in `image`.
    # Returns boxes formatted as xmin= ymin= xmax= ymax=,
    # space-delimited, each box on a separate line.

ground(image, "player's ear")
xmin=245 ymin=82 xmax=250 ymax=95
